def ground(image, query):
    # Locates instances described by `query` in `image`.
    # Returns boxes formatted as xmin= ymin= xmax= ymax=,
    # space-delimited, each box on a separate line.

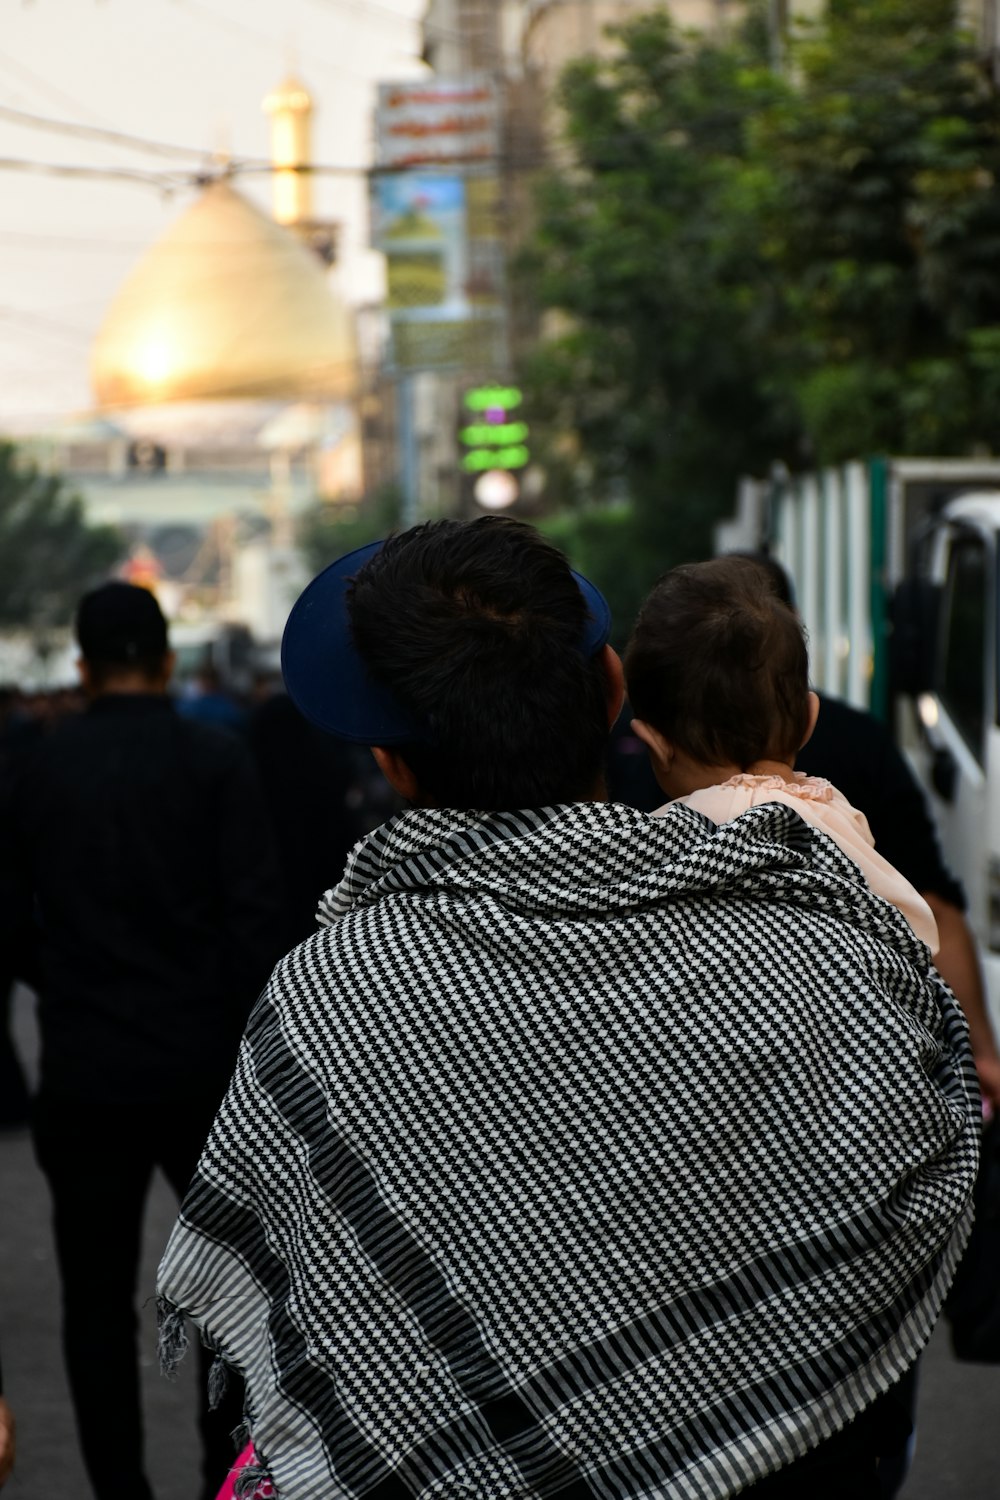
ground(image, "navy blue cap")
xmin=281 ymin=539 xmax=611 ymax=744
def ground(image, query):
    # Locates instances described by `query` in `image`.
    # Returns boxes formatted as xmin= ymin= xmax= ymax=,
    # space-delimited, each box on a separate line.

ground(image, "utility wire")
xmin=0 ymin=103 xmax=225 ymax=161
xmin=0 ymin=157 xmax=183 ymax=190
xmin=0 ymin=107 xmax=363 ymax=175
xmin=0 ymin=157 xmax=367 ymax=193
xmin=0 ymin=229 xmax=341 ymax=254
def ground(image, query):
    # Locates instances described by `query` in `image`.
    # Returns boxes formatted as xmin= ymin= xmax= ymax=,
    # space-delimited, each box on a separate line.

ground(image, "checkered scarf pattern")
xmin=158 ymin=800 xmax=979 ymax=1500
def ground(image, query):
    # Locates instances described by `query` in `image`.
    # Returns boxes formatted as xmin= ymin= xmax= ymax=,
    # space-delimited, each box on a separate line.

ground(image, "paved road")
xmin=2 ymin=987 xmax=203 ymax=1498
xmin=3 ymin=986 xmax=1000 ymax=1498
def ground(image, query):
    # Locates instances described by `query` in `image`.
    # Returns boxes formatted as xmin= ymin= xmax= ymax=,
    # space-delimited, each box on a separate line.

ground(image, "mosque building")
xmin=24 ymin=72 xmax=362 ymax=649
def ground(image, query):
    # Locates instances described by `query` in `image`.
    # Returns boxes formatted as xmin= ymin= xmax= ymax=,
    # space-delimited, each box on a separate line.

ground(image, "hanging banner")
xmin=375 ymin=77 xmax=499 ymax=170
xmin=372 ymin=172 xmax=467 ymax=313
xmin=370 ymin=80 xmax=505 ymax=373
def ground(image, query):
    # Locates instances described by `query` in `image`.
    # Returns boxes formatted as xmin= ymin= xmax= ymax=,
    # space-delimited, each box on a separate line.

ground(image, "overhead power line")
xmin=0 ymin=103 xmax=223 ymax=161
xmin=0 ymin=158 xmax=182 ymax=190
xmin=0 ymin=106 xmax=361 ymax=175
xmin=0 ymin=156 xmax=366 ymax=195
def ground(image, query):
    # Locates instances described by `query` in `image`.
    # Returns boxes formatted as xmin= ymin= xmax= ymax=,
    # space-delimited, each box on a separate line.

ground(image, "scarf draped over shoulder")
xmin=158 ymin=800 xmax=979 ymax=1500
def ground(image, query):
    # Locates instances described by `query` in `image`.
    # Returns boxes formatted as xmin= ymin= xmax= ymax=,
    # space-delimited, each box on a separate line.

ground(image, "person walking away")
xmin=742 ymin=551 xmax=1000 ymax=1115
xmin=158 ymin=520 xmax=978 ymax=1500
xmin=0 ymin=583 xmax=284 ymax=1500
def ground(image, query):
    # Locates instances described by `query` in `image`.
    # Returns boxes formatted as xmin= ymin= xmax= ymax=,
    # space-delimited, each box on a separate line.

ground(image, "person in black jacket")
xmin=0 ymin=583 xmax=284 ymax=1500
xmin=796 ymin=692 xmax=1000 ymax=1108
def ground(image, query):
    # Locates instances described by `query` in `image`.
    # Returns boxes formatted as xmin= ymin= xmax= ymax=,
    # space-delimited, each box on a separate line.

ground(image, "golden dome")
xmin=91 ymin=179 xmax=354 ymax=408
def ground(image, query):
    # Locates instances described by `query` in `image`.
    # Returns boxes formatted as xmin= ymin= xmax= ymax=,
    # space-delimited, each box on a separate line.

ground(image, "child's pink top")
xmin=215 ymin=1443 xmax=273 ymax=1499
xmin=665 ymin=773 xmax=939 ymax=953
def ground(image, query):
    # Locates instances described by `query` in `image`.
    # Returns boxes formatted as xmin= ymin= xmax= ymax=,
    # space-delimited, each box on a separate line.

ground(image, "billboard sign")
xmin=460 ymin=385 xmax=529 ymax=472
xmin=372 ymin=172 xmax=467 ymax=314
xmin=375 ymin=77 xmax=499 ymax=170
xmin=372 ymin=172 xmax=505 ymax=371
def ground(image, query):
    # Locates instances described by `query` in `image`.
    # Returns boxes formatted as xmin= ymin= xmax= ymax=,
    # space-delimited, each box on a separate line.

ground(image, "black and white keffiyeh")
xmin=158 ymin=800 xmax=979 ymax=1500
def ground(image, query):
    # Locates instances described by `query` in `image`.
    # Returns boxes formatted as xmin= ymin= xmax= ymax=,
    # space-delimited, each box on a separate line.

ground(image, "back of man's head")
xmin=347 ymin=517 xmax=611 ymax=810
xmin=76 ymin=581 xmax=170 ymax=689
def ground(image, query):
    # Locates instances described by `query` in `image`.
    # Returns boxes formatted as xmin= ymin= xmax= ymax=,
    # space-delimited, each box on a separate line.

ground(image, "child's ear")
xmin=631 ymin=719 xmax=674 ymax=778
xmin=600 ymin=645 xmax=626 ymax=728
xmin=799 ymin=691 xmax=821 ymax=750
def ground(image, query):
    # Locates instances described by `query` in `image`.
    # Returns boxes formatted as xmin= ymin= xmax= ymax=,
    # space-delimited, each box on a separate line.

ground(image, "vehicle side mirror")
xmin=890 ymin=578 xmax=941 ymax=696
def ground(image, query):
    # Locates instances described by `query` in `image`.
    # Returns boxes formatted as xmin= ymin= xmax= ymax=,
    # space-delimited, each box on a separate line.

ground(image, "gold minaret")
xmin=263 ymin=74 xmax=314 ymax=227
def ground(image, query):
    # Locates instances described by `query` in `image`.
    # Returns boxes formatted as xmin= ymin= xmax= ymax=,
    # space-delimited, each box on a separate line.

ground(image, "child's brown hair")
xmin=624 ymin=556 xmax=810 ymax=768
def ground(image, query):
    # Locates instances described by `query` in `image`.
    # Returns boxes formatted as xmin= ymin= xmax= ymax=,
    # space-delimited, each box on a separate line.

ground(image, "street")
xmin=3 ymin=984 xmax=1000 ymax=1499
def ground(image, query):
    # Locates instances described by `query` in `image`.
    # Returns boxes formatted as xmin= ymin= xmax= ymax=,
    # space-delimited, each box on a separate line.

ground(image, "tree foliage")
xmin=522 ymin=8 xmax=794 ymax=578
xmin=757 ymin=0 xmax=1000 ymax=458
xmin=521 ymin=0 xmax=1000 ymax=597
xmin=296 ymin=484 xmax=402 ymax=579
xmin=0 ymin=442 xmax=123 ymax=630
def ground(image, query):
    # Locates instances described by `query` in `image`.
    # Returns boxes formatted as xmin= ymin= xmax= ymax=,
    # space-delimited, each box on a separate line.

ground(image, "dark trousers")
xmin=745 ymin=1374 xmax=915 ymax=1499
xmin=33 ymin=1089 xmax=242 ymax=1500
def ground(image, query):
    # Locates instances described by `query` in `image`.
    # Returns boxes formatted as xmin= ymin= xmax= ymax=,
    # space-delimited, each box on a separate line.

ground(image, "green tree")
xmin=521 ymin=0 xmax=1000 ymax=612
xmin=756 ymin=0 xmax=1000 ymax=459
xmin=0 ymin=442 xmax=123 ymax=629
xmin=537 ymin=505 xmax=653 ymax=651
xmin=520 ymin=8 xmax=797 ymax=585
xmin=296 ymin=485 xmax=402 ymax=579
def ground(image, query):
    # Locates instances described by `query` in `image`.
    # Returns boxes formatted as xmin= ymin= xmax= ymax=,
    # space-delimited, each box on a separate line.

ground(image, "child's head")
xmin=624 ymin=556 xmax=814 ymax=796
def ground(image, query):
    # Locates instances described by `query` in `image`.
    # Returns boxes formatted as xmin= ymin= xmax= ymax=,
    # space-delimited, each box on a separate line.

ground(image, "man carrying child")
xmin=159 ymin=518 xmax=979 ymax=1500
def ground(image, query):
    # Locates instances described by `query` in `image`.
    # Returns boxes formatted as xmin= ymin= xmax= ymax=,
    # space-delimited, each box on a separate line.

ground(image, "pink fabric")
xmin=669 ymin=773 xmax=939 ymax=953
xmin=214 ymin=1443 xmax=273 ymax=1500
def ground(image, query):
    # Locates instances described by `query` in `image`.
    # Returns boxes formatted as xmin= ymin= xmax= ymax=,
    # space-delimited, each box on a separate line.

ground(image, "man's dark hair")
xmin=624 ymin=555 xmax=810 ymax=768
xmin=347 ymin=517 xmax=610 ymax=810
xmin=76 ymin=581 xmax=169 ymax=686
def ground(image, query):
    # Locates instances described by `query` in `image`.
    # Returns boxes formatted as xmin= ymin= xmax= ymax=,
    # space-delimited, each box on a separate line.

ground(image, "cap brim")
xmin=281 ymin=538 xmax=612 ymax=744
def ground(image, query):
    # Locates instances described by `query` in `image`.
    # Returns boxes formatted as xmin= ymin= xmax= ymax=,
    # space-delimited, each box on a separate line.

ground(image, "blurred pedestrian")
xmin=246 ymin=686 xmax=364 ymax=950
xmin=799 ymin=691 xmax=1000 ymax=1104
xmin=178 ymin=660 xmax=247 ymax=734
xmin=0 ymin=688 xmax=33 ymax=1130
xmin=745 ymin=553 xmax=1000 ymax=1113
xmin=0 ymin=582 xmax=284 ymax=1500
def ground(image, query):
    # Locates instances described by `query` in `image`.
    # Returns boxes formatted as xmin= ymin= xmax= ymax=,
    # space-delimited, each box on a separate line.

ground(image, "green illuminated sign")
xmin=460 ymin=421 xmax=529 ymax=446
xmin=460 ymin=385 xmax=529 ymax=473
xmin=461 ymin=445 xmax=530 ymax=472
xmin=463 ymin=385 xmax=523 ymax=412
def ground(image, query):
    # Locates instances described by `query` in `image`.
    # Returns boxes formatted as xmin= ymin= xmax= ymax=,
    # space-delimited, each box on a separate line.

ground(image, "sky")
xmin=0 ymin=0 xmax=428 ymax=424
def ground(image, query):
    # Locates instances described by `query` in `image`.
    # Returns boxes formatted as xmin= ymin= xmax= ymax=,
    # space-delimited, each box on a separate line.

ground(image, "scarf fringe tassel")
xmin=208 ymin=1352 xmax=230 ymax=1409
xmin=157 ymin=1298 xmax=189 ymax=1380
xmin=235 ymin=1460 xmax=276 ymax=1498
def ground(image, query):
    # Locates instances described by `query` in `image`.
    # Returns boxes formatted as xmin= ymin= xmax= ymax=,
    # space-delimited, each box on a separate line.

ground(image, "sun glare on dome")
xmin=136 ymin=340 xmax=174 ymax=389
